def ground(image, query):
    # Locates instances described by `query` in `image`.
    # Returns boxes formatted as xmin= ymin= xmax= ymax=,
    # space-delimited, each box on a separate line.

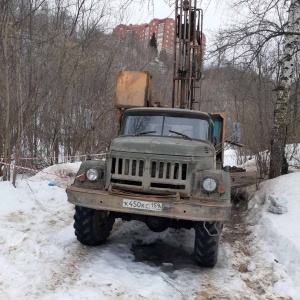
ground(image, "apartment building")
xmin=114 ymin=18 xmax=175 ymax=53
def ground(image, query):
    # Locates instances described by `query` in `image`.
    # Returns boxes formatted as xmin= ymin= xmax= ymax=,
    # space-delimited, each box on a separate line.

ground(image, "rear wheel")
xmin=194 ymin=221 xmax=222 ymax=267
xmin=74 ymin=206 xmax=115 ymax=246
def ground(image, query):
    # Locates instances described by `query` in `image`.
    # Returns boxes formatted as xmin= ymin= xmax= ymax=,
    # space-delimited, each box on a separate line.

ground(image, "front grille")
xmin=150 ymin=182 xmax=185 ymax=189
xmin=150 ymin=161 xmax=187 ymax=180
xmin=111 ymin=157 xmax=144 ymax=177
xmin=110 ymin=156 xmax=188 ymax=193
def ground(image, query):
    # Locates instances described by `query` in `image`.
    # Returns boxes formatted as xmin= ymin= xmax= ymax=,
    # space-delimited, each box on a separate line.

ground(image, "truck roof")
xmin=124 ymin=107 xmax=211 ymax=119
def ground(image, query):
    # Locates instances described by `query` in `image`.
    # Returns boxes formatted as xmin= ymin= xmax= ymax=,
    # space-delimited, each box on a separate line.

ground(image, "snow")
xmin=248 ymin=172 xmax=300 ymax=292
xmin=0 ymin=161 xmax=300 ymax=299
xmin=224 ymin=147 xmax=238 ymax=167
xmin=224 ymin=146 xmax=258 ymax=172
xmin=224 ymin=143 xmax=300 ymax=172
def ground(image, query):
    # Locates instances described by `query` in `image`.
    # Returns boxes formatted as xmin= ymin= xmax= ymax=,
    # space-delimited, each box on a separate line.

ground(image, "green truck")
xmin=67 ymin=1 xmax=231 ymax=267
xmin=67 ymin=104 xmax=231 ymax=267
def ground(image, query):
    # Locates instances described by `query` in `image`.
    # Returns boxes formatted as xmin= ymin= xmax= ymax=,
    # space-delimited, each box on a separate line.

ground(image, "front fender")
xmin=192 ymin=169 xmax=231 ymax=200
xmin=72 ymin=160 xmax=106 ymax=190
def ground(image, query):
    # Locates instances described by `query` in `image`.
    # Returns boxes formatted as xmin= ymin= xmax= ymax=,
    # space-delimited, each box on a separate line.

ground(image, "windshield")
xmin=121 ymin=114 xmax=211 ymax=141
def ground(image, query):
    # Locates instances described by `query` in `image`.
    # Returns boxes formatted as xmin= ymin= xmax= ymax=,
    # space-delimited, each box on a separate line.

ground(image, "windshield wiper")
xmin=169 ymin=130 xmax=192 ymax=140
xmin=135 ymin=131 xmax=157 ymax=136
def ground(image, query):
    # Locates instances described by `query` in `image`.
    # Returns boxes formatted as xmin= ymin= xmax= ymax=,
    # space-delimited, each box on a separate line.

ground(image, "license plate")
xmin=123 ymin=199 xmax=163 ymax=212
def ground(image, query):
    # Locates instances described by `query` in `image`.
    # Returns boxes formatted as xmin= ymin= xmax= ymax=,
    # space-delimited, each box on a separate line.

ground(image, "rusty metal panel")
xmin=66 ymin=185 xmax=231 ymax=221
xmin=115 ymin=71 xmax=152 ymax=108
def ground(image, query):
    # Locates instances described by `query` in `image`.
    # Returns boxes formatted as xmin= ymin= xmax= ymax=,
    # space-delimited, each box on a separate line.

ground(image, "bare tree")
xmin=212 ymin=0 xmax=300 ymax=178
xmin=1 ymin=0 xmax=12 ymax=181
xmin=269 ymin=0 xmax=300 ymax=178
xmin=0 ymin=0 xmax=175 ymax=184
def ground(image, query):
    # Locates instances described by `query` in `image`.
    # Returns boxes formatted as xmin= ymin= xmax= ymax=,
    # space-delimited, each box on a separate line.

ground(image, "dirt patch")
xmin=131 ymin=241 xmax=194 ymax=271
xmin=221 ymin=185 xmax=289 ymax=300
xmin=223 ymin=189 xmax=250 ymax=244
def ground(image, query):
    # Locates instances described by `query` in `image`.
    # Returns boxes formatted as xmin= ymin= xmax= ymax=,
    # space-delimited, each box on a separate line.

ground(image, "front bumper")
xmin=66 ymin=185 xmax=231 ymax=222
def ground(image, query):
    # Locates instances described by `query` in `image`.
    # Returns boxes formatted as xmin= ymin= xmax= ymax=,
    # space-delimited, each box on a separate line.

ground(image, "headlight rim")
xmin=86 ymin=168 xmax=100 ymax=181
xmin=202 ymin=177 xmax=218 ymax=193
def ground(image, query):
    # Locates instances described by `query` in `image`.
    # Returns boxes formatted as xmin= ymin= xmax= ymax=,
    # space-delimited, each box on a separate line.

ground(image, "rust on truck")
xmin=115 ymin=71 xmax=152 ymax=108
xmin=67 ymin=185 xmax=231 ymax=221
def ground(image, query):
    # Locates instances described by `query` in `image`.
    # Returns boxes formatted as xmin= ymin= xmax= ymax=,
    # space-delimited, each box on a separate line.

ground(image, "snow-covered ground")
xmin=0 ymin=159 xmax=300 ymax=299
xmin=247 ymin=172 xmax=300 ymax=298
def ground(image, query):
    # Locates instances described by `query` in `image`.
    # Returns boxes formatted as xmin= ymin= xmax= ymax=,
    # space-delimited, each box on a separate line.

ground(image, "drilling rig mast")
xmin=172 ymin=0 xmax=204 ymax=110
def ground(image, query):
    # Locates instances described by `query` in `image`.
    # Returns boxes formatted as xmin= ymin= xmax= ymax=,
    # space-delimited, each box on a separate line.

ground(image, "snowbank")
xmin=224 ymin=147 xmax=257 ymax=171
xmin=224 ymin=148 xmax=238 ymax=166
xmin=224 ymin=143 xmax=300 ymax=172
xmin=248 ymin=172 xmax=300 ymax=298
xmin=29 ymin=162 xmax=81 ymax=187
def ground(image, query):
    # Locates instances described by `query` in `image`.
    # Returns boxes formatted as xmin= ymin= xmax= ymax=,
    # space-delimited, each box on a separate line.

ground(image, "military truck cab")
xmin=112 ymin=108 xmax=215 ymax=195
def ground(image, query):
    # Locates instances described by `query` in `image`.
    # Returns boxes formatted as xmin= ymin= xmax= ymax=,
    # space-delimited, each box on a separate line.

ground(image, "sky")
xmin=117 ymin=0 xmax=231 ymax=53
xmin=122 ymin=0 xmax=229 ymax=34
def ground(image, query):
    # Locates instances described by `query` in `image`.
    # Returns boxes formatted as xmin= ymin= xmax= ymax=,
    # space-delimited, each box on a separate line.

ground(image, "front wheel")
xmin=74 ymin=206 xmax=115 ymax=246
xmin=194 ymin=221 xmax=223 ymax=267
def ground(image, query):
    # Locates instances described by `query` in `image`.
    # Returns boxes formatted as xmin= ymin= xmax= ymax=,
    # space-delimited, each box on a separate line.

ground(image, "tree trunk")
xmin=269 ymin=0 xmax=300 ymax=179
xmin=2 ymin=14 xmax=11 ymax=182
xmin=13 ymin=32 xmax=23 ymax=187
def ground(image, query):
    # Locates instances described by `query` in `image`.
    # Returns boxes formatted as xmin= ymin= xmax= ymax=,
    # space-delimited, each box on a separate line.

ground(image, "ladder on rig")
xmin=172 ymin=0 xmax=204 ymax=110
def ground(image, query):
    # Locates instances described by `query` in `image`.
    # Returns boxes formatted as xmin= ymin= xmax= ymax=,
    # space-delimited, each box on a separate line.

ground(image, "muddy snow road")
xmin=0 ymin=167 xmax=296 ymax=299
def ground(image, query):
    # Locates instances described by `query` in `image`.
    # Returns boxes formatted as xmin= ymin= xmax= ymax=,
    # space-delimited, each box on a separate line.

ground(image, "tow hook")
xmin=203 ymin=221 xmax=222 ymax=236
xmin=175 ymin=191 xmax=181 ymax=202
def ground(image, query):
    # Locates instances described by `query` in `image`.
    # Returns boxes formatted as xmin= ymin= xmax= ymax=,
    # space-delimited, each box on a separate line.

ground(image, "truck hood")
xmin=109 ymin=136 xmax=213 ymax=157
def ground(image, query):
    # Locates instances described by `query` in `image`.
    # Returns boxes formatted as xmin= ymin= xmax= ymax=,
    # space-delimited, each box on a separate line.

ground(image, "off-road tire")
xmin=74 ymin=206 xmax=115 ymax=246
xmin=194 ymin=221 xmax=222 ymax=268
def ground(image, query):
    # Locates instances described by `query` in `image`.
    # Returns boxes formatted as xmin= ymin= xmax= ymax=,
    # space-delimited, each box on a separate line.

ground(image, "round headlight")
xmin=86 ymin=168 xmax=99 ymax=181
xmin=202 ymin=178 xmax=217 ymax=192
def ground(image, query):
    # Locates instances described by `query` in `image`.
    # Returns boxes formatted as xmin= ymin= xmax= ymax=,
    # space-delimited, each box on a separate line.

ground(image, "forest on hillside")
xmin=0 ymin=0 xmax=173 ymax=177
xmin=1 ymin=0 xmax=300 ymax=181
